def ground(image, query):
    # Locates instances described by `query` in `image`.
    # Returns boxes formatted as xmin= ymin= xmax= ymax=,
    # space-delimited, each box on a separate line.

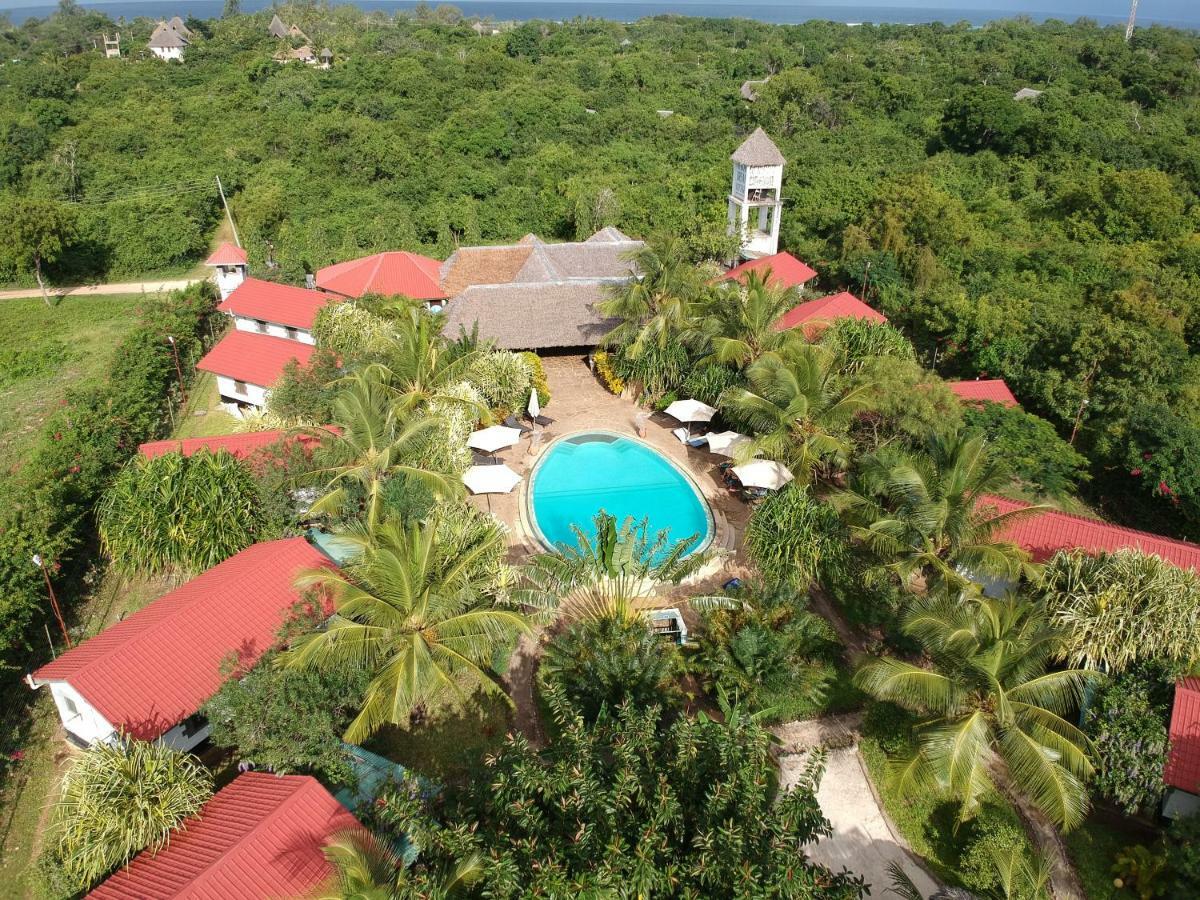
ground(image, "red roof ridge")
xmin=1166 ymin=677 xmax=1200 ymax=793
xmin=196 ymin=330 xmax=316 ymax=388
xmin=205 ymin=242 xmax=248 ymax=266
xmin=949 ymin=378 xmax=1019 ymax=408
xmin=720 ymin=251 xmax=817 ymax=290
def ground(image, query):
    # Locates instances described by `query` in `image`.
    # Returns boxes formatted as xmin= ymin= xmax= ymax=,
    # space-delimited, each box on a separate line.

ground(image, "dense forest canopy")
xmin=2 ymin=5 xmax=1199 ymax=536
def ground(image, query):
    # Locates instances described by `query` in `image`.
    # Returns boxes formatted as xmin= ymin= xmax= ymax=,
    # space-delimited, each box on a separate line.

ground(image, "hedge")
xmin=0 ymin=283 xmax=217 ymax=674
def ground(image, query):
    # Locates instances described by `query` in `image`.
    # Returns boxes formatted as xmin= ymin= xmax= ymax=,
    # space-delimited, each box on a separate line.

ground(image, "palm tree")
xmin=855 ymin=593 xmax=1098 ymax=830
xmin=309 ymin=370 xmax=461 ymax=528
xmin=319 ymin=828 xmax=482 ymax=899
xmin=514 ymin=511 xmax=707 ymax=624
xmin=597 ymin=237 xmax=706 ymax=358
xmin=831 ymin=430 xmax=1042 ymax=592
xmin=719 ymin=343 xmax=873 ymax=483
xmin=690 ymin=270 xmax=803 ymax=367
xmin=283 ymin=514 xmax=528 ymax=741
xmin=47 ymin=739 xmax=212 ymax=892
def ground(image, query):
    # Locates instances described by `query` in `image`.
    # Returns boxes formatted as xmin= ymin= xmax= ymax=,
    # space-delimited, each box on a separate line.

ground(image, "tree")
xmin=855 ymin=594 xmax=1098 ymax=830
xmin=310 ymin=370 xmax=462 ymax=529
xmin=98 ymin=449 xmax=268 ymax=576
xmin=817 ymin=317 xmax=916 ymax=375
xmin=41 ymin=739 xmax=212 ymax=893
xmin=832 ymin=430 xmax=1041 ymax=592
xmin=1037 ymin=549 xmax=1200 ymax=671
xmin=598 ymin=237 xmax=705 ymax=360
xmin=320 ymin=828 xmax=483 ymax=900
xmin=720 ymin=343 xmax=874 ymax=484
xmin=1082 ymin=664 xmax=1172 ymax=815
xmin=0 ymin=197 xmax=76 ymax=306
xmin=367 ymin=693 xmax=866 ymax=897
xmin=221 ymin=0 xmax=240 ymax=17
xmin=268 ymin=347 xmax=342 ymax=424
xmin=539 ymin=614 xmax=681 ymax=723
xmin=963 ymin=403 xmax=1088 ymax=497
xmin=514 ymin=511 xmax=707 ymax=623
xmin=204 ymin=644 xmax=372 ymax=785
xmin=282 ymin=512 xmax=526 ymax=741
xmin=691 ymin=270 xmax=803 ymax=367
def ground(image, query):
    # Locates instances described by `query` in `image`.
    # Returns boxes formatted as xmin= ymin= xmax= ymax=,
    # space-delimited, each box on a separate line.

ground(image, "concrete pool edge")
xmin=517 ymin=428 xmax=719 ymax=560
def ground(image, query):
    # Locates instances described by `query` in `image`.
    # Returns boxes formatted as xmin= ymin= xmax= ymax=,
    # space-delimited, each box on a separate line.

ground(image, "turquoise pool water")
xmin=529 ymin=432 xmax=712 ymax=555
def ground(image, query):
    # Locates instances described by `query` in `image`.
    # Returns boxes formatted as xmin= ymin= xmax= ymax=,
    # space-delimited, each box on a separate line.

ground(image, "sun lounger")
xmin=503 ymin=415 xmax=533 ymax=433
xmin=672 ymin=427 xmax=690 ymax=443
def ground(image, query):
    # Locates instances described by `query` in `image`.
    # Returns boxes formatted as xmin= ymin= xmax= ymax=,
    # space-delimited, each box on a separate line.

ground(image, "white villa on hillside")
xmin=147 ymin=16 xmax=191 ymax=61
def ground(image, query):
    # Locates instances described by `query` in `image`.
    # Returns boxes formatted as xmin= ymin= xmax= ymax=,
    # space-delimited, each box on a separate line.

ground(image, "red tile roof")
xmin=196 ymin=330 xmax=316 ymax=388
xmin=1167 ymin=678 xmax=1200 ymax=794
xmin=981 ymin=494 xmax=1200 ymax=571
xmin=204 ymin=242 xmax=248 ymax=266
xmin=316 ymin=251 xmax=446 ymax=300
xmin=138 ymin=429 xmax=327 ymax=461
xmin=776 ymin=291 xmax=888 ymax=337
xmin=949 ymin=378 xmax=1020 ymax=408
xmin=721 ymin=251 xmax=817 ymax=290
xmin=89 ymin=773 xmax=360 ymax=900
xmin=217 ymin=277 xmax=331 ymax=330
xmin=32 ymin=539 xmax=333 ymax=740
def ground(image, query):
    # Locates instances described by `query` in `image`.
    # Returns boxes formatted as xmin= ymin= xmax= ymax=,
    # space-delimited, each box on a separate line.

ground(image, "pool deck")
xmin=469 ymin=355 xmax=755 ymax=611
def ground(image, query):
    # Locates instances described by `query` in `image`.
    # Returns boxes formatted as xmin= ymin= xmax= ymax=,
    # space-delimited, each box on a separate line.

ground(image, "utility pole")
xmin=1125 ymin=0 xmax=1138 ymax=42
xmin=33 ymin=554 xmax=72 ymax=649
xmin=215 ymin=175 xmax=241 ymax=248
xmin=167 ymin=335 xmax=186 ymax=405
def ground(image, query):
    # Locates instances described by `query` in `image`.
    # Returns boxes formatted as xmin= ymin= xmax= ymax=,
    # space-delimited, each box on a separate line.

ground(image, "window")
xmin=285 ymin=326 xmax=299 ymax=341
xmin=180 ymin=714 xmax=206 ymax=739
xmin=255 ymin=319 xmax=268 ymax=333
xmin=234 ymin=380 xmax=248 ymax=396
xmin=62 ymin=694 xmax=79 ymax=719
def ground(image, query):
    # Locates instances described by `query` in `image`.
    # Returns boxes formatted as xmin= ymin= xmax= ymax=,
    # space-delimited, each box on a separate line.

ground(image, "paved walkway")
xmin=0 ymin=278 xmax=203 ymax=301
xmin=774 ymin=713 xmax=941 ymax=899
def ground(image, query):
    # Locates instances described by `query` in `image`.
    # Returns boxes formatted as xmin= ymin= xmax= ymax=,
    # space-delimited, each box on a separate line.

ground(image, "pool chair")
xmin=502 ymin=415 xmax=533 ymax=434
xmin=530 ymin=414 xmax=555 ymax=427
xmin=672 ymin=427 xmax=690 ymax=444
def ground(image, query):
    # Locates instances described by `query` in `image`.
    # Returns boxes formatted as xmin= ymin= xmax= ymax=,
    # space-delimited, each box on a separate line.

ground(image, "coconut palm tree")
xmin=831 ymin=430 xmax=1042 ymax=592
xmin=514 ymin=511 xmax=708 ymax=624
xmin=597 ymin=237 xmax=707 ymax=358
xmin=46 ymin=739 xmax=212 ymax=892
xmin=689 ymin=270 xmax=803 ymax=367
xmin=283 ymin=513 xmax=527 ymax=741
xmin=309 ymin=370 xmax=462 ymax=528
xmin=855 ymin=593 xmax=1098 ymax=830
xmin=319 ymin=828 xmax=483 ymax=899
xmin=719 ymin=343 xmax=873 ymax=483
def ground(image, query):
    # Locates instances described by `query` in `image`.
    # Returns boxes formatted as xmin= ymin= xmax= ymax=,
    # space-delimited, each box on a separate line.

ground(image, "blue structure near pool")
xmin=528 ymin=431 xmax=713 ymax=555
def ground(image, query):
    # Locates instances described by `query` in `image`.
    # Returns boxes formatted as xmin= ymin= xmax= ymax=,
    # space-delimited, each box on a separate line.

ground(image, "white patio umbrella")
xmin=528 ymin=388 xmax=541 ymax=421
xmin=705 ymin=430 xmax=751 ymax=458
xmin=462 ymin=464 xmax=522 ymax=495
xmin=467 ymin=425 xmax=523 ymax=455
xmin=664 ymin=398 xmax=717 ymax=425
xmin=732 ymin=460 xmax=794 ymax=491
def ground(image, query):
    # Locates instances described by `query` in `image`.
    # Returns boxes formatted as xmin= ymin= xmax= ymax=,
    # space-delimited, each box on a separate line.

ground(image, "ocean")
xmin=4 ymin=0 xmax=1198 ymax=29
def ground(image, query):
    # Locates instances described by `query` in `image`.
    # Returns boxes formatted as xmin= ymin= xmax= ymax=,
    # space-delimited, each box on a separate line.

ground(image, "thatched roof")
xmin=268 ymin=14 xmax=288 ymax=38
xmin=731 ymin=127 xmax=786 ymax=167
xmin=442 ymin=282 xmax=619 ymax=350
xmin=740 ymin=78 xmax=768 ymax=101
xmin=1013 ymin=87 xmax=1044 ymax=101
xmin=148 ymin=21 xmax=188 ymax=49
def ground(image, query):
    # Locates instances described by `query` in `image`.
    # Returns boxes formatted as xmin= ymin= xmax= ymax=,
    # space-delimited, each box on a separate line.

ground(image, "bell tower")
xmin=204 ymin=242 xmax=248 ymax=301
xmin=727 ymin=128 xmax=785 ymax=260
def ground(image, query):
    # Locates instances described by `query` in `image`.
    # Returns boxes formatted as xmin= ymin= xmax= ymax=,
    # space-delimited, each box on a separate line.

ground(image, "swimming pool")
xmin=528 ymin=431 xmax=713 ymax=555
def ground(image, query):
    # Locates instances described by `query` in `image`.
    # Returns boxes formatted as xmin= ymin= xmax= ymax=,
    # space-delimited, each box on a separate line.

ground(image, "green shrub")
xmin=959 ymin=817 xmax=1033 ymax=896
xmin=470 ymin=350 xmax=532 ymax=417
xmin=592 ymin=349 xmax=625 ymax=395
xmin=539 ymin=615 xmax=681 ymax=723
xmin=681 ymin=363 xmax=741 ymax=407
xmin=1169 ymin=812 xmax=1200 ymax=895
xmin=521 ymin=351 xmax=551 ymax=407
xmin=266 ymin=347 xmax=341 ymax=424
xmin=745 ymin=485 xmax=850 ymax=588
xmin=963 ymin=402 xmax=1088 ymax=496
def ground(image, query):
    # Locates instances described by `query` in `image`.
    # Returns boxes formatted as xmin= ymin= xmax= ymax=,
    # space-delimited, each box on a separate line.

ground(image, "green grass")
xmin=0 ymin=294 xmax=150 ymax=475
xmin=172 ymin=371 xmax=239 ymax=440
xmin=1065 ymin=817 xmax=1154 ymax=900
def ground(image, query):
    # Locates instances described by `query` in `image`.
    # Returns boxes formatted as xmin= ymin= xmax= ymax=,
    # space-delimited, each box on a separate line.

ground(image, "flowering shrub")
xmin=593 ymin=350 xmax=625 ymax=395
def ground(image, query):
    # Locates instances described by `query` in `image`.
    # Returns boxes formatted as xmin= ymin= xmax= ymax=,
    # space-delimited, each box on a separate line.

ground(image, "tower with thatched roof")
xmin=727 ymin=128 xmax=785 ymax=260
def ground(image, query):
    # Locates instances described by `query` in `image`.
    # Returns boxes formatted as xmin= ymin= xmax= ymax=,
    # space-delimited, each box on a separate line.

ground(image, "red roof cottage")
xmin=204 ymin=242 xmax=248 ymax=301
xmin=720 ymin=251 xmax=818 ymax=291
xmin=315 ymin=250 xmax=446 ymax=302
xmin=89 ymin=773 xmax=362 ymax=899
xmin=776 ymin=291 xmax=888 ymax=339
xmin=27 ymin=539 xmax=333 ymax=751
xmin=1165 ymin=678 xmax=1200 ymax=819
xmin=197 ymin=330 xmax=316 ymax=411
xmin=138 ymin=429 xmax=333 ymax=463
xmin=948 ymin=378 xmax=1019 ymax=409
xmin=217 ymin=277 xmax=330 ymax=345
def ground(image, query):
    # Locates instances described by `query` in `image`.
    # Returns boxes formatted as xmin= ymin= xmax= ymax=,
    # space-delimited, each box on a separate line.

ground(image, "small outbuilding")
xmin=947 ymin=378 xmax=1019 ymax=409
xmin=775 ymin=291 xmax=886 ymax=338
xmin=197 ymin=329 xmax=317 ymax=409
xmin=147 ymin=19 xmax=189 ymax=61
xmin=217 ymin=276 xmax=330 ymax=345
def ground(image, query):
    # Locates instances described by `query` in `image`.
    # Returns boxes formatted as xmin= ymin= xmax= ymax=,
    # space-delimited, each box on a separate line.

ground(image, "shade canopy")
xmin=732 ymin=460 xmax=794 ymax=490
xmin=528 ymin=388 xmax=541 ymax=420
xmin=466 ymin=425 xmax=523 ymax=454
xmin=705 ymin=430 xmax=751 ymax=458
xmin=664 ymin=399 xmax=717 ymax=424
xmin=462 ymin=464 xmax=522 ymax=494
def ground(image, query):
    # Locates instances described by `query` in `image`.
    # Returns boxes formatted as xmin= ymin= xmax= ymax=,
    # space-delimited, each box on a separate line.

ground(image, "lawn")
xmin=0 ymin=293 xmax=151 ymax=475
xmin=1065 ymin=815 xmax=1157 ymax=900
xmin=171 ymin=371 xmax=239 ymax=439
